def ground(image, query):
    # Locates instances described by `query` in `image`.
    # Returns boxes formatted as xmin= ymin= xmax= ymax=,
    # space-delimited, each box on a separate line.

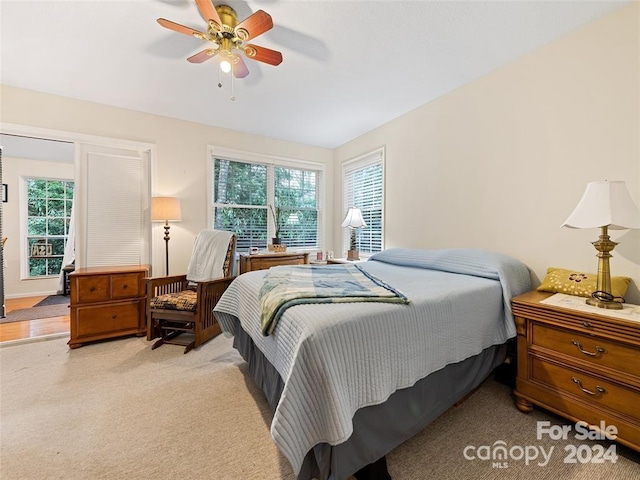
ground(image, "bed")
xmin=213 ymin=248 xmax=531 ymax=479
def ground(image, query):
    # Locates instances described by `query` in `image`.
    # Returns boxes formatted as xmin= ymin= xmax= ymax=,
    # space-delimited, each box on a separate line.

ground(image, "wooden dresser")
xmin=68 ymin=265 xmax=149 ymax=348
xmin=512 ymin=290 xmax=640 ymax=452
xmin=239 ymin=252 xmax=309 ymax=274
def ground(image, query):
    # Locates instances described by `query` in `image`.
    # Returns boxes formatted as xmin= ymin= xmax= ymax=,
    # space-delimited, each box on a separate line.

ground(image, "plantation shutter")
xmin=86 ymin=152 xmax=143 ymax=266
xmin=75 ymin=142 xmax=151 ymax=269
xmin=343 ymin=148 xmax=384 ymax=255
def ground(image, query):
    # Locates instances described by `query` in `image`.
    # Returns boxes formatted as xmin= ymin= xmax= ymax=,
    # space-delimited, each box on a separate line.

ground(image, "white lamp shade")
xmin=562 ymin=180 xmax=640 ymax=230
xmin=151 ymin=196 xmax=182 ymax=222
xmin=341 ymin=207 xmax=367 ymax=229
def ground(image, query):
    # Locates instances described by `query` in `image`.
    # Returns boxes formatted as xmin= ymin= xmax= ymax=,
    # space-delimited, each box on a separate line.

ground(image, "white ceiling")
xmin=0 ymin=0 xmax=630 ymax=149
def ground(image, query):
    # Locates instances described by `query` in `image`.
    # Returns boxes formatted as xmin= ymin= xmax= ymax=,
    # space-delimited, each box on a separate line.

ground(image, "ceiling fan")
xmin=157 ymin=0 xmax=283 ymax=79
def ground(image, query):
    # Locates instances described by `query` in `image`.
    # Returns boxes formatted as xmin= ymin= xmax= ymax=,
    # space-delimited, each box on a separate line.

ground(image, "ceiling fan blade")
xmin=244 ymin=44 xmax=283 ymax=66
xmin=157 ymin=18 xmax=206 ymax=39
xmin=235 ymin=10 xmax=273 ymax=41
xmin=194 ymin=0 xmax=222 ymax=27
xmin=233 ymin=56 xmax=250 ymax=78
xmin=187 ymin=49 xmax=217 ymax=63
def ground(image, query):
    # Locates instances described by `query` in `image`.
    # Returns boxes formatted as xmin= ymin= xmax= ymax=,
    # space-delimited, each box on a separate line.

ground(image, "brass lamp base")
xmin=586 ymin=225 xmax=623 ymax=310
xmin=347 ymin=249 xmax=360 ymax=261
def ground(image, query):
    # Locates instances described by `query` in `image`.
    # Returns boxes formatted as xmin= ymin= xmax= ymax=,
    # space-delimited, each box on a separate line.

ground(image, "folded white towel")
xmin=186 ymin=230 xmax=234 ymax=282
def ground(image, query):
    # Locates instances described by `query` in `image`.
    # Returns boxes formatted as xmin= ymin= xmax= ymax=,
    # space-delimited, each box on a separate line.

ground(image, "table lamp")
xmin=562 ymin=180 xmax=640 ymax=309
xmin=151 ymin=196 xmax=182 ymax=275
xmin=342 ymin=207 xmax=366 ymax=261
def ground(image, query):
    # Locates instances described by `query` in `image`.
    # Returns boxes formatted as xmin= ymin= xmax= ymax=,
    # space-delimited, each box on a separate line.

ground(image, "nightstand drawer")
xmin=75 ymin=302 xmax=142 ymax=338
xmin=531 ymin=357 xmax=640 ymax=421
xmin=531 ymin=323 xmax=640 ymax=378
xmin=111 ymin=273 xmax=142 ymax=299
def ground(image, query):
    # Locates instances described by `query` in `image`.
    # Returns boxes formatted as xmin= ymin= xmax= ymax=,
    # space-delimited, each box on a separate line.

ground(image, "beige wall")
xmin=0 ymin=87 xmax=334 ymax=297
xmin=3 ymin=157 xmax=74 ymax=297
xmin=335 ymin=3 xmax=640 ymax=303
xmin=2 ymin=4 xmax=639 ymax=303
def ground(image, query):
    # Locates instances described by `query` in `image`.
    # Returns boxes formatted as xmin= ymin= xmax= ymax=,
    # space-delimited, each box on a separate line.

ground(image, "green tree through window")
xmin=26 ymin=178 xmax=74 ymax=277
xmin=213 ymin=158 xmax=321 ymax=251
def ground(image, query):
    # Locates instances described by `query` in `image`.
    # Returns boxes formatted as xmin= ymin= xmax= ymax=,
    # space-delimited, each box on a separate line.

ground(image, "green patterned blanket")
xmin=258 ymin=264 xmax=409 ymax=336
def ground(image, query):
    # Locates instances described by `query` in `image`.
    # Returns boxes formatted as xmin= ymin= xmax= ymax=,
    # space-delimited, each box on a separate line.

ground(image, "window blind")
xmin=343 ymin=148 xmax=384 ymax=255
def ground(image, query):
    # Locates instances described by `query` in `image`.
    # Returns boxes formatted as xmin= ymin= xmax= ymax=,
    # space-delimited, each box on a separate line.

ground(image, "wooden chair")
xmin=146 ymin=231 xmax=236 ymax=354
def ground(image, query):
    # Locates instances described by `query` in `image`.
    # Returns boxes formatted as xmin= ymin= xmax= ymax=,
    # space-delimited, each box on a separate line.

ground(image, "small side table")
xmin=62 ymin=264 xmax=75 ymax=296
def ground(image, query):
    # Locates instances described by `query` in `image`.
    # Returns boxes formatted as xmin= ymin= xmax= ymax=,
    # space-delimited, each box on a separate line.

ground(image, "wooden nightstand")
xmin=512 ymin=290 xmax=640 ymax=452
xmin=239 ymin=252 xmax=309 ymax=274
xmin=68 ymin=265 xmax=149 ymax=348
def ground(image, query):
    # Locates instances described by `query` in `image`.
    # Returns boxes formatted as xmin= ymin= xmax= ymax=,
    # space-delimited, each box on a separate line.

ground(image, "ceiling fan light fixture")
xmin=219 ymin=59 xmax=232 ymax=73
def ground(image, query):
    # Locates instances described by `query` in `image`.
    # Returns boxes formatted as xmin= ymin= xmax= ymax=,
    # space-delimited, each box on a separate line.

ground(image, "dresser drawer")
xmin=240 ymin=253 xmax=309 ymax=273
xmin=76 ymin=275 xmax=110 ymax=303
xmin=111 ymin=273 xmax=142 ymax=299
xmin=250 ymin=257 xmax=306 ymax=271
xmin=531 ymin=357 xmax=640 ymax=421
xmin=75 ymin=302 xmax=142 ymax=338
xmin=531 ymin=322 xmax=640 ymax=378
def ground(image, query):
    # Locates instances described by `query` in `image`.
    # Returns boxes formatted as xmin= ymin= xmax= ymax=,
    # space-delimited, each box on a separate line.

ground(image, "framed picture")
xmin=2 ymin=184 xmax=6 ymax=203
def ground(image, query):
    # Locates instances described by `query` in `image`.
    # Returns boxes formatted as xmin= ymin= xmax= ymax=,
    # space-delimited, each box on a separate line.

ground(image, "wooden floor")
xmin=0 ymin=296 xmax=70 ymax=343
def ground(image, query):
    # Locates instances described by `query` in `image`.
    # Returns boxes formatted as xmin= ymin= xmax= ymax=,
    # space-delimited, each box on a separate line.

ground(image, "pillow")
xmin=537 ymin=267 xmax=631 ymax=300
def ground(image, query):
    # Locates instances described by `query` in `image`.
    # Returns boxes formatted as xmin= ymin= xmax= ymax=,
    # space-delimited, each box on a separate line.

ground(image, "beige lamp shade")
xmin=341 ymin=207 xmax=367 ymax=229
xmin=562 ymin=181 xmax=640 ymax=230
xmin=151 ymin=196 xmax=182 ymax=222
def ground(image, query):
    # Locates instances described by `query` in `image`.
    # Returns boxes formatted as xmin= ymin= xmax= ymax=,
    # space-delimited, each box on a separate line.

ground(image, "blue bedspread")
xmin=214 ymin=248 xmax=531 ymax=474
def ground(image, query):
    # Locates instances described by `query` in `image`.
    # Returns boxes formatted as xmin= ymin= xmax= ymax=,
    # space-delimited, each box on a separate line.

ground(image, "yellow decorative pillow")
xmin=537 ymin=267 xmax=631 ymax=300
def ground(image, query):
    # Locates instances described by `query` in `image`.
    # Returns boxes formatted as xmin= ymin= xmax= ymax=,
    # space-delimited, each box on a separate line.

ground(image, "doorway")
xmin=0 ymin=124 xmax=155 ymax=342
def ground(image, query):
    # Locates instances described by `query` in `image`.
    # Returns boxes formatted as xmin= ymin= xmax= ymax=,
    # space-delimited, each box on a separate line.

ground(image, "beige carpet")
xmin=1 ymin=335 xmax=638 ymax=480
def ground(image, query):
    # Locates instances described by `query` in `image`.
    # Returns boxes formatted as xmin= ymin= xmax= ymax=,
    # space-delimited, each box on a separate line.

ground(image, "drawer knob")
xmin=571 ymin=340 xmax=605 ymax=357
xmin=571 ymin=377 xmax=606 ymax=396
xmin=90 ymin=287 xmax=96 ymax=292
xmin=112 ymin=314 xmax=117 ymax=319
xmin=122 ymin=284 xmax=128 ymax=289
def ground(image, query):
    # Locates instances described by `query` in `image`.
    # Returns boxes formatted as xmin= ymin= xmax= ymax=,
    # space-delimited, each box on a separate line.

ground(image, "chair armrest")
xmin=146 ymin=275 xmax=189 ymax=298
xmin=195 ymin=276 xmax=236 ymax=311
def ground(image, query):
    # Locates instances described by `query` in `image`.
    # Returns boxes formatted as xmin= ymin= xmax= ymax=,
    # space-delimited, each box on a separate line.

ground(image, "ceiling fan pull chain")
xmin=231 ymin=72 xmax=236 ymax=102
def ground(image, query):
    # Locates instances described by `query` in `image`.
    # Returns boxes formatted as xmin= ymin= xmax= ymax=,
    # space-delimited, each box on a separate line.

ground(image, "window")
xmin=212 ymin=155 xmax=322 ymax=252
xmin=25 ymin=178 xmax=74 ymax=277
xmin=343 ymin=148 xmax=384 ymax=256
